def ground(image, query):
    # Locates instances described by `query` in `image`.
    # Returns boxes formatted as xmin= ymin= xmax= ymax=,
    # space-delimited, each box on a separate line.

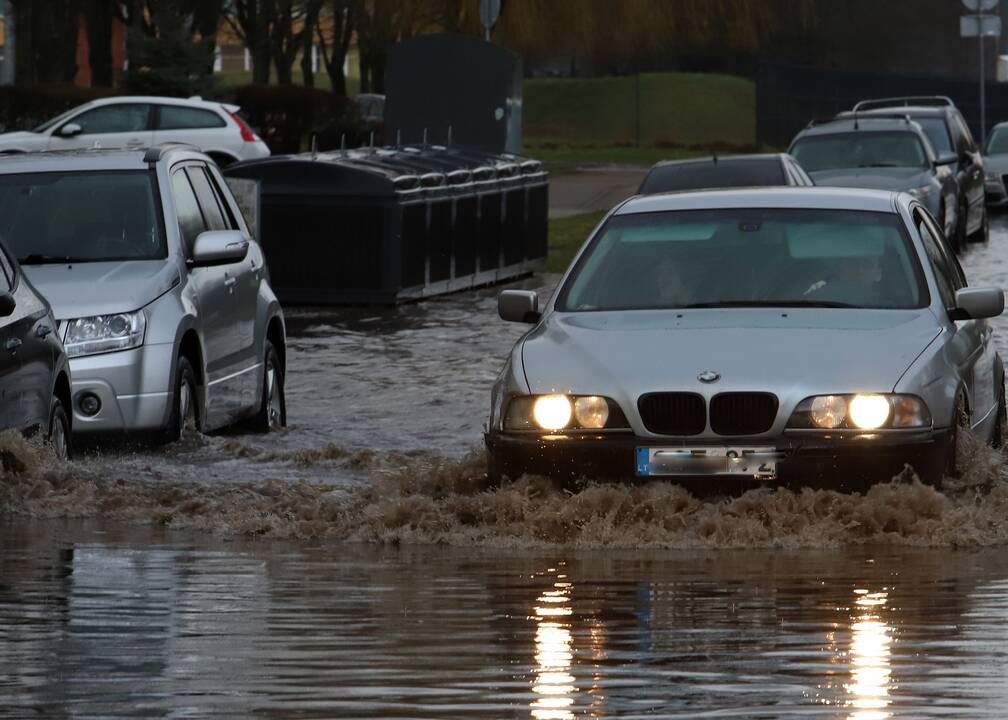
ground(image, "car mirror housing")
xmin=952 ymin=287 xmax=1004 ymax=320
xmin=499 ymin=289 xmax=541 ymax=323
xmin=0 ymin=292 xmax=15 ymax=318
xmin=58 ymin=123 xmax=82 ymax=138
xmin=191 ymin=230 xmax=249 ymax=267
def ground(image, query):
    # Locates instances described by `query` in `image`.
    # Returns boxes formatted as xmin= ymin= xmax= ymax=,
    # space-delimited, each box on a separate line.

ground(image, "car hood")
xmin=808 ymin=167 xmax=933 ymax=191
xmin=22 ymin=260 xmax=180 ymax=320
xmin=521 ymin=308 xmax=942 ymax=410
xmin=983 ymin=153 xmax=1008 ymax=174
xmin=0 ymin=131 xmax=44 ymax=147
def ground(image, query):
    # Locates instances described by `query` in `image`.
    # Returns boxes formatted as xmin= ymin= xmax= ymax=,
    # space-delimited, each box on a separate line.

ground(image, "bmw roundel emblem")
xmin=698 ymin=370 xmax=721 ymax=384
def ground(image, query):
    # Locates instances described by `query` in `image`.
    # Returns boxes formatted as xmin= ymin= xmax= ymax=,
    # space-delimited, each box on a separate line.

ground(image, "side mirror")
xmin=499 ymin=289 xmax=541 ymax=323
xmin=936 ymin=153 xmax=958 ymax=166
xmin=58 ymin=123 xmax=82 ymax=138
xmin=191 ymin=230 xmax=249 ymax=267
xmin=953 ymin=287 xmax=1004 ymax=320
xmin=0 ymin=292 xmax=15 ymax=318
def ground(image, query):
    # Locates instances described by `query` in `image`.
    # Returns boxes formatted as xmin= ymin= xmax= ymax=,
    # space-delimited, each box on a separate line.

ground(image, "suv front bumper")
xmin=68 ymin=342 xmax=176 ymax=433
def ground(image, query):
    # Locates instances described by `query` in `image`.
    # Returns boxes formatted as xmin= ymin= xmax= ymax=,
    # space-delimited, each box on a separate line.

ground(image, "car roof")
xmin=649 ymin=153 xmax=785 ymax=169
xmin=798 ymin=117 xmax=926 ymax=137
xmin=79 ymin=95 xmax=234 ymax=113
xmin=615 ymin=187 xmax=900 ymax=215
xmin=0 ymin=146 xmax=208 ymax=173
xmin=850 ymin=106 xmax=950 ymax=118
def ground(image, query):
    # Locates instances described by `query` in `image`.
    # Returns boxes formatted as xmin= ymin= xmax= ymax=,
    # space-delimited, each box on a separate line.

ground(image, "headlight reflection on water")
xmin=531 ymin=572 xmax=576 ymax=720
xmin=846 ymin=589 xmax=893 ymax=720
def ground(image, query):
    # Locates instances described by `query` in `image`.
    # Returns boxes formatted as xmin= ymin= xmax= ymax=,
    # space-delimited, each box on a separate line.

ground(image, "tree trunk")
xmin=84 ymin=0 xmax=114 ymax=86
xmin=252 ymin=40 xmax=271 ymax=84
xmin=359 ymin=52 xmax=371 ymax=93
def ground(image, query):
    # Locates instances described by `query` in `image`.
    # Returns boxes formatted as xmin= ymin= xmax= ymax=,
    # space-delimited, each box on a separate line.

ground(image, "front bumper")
xmin=485 ymin=429 xmax=948 ymax=484
xmin=986 ymin=179 xmax=1008 ymax=206
xmin=68 ymin=342 xmax=176 ymax=434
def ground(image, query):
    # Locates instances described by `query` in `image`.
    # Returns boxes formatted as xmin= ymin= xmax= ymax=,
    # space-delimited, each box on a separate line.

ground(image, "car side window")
xmin=68 ymin=104 xmax=151 ymax=134
xmin=157 ymin=106 xmax=227 ymax=131
xmin=955 ymin=113 xmax=976 ymax=152
xmin=919 ymin=210 xmax=967 ymax=289
xmin=0 ymin=248 xmax=13 ymax=292
xmin=185 ymin=166 xmax=227 ymax=231
xmin=202 ymin=168 xmax=240 ymax=230
xmin=916 ymin=211 xmax=957 ymax=308
xmin=170 ymin=170 xmax=207 ymax=255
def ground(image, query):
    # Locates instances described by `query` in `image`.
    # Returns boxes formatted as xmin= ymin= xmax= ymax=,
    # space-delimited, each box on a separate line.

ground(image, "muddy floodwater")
xmin=5 ymin=216 xmax=1008 ymax=716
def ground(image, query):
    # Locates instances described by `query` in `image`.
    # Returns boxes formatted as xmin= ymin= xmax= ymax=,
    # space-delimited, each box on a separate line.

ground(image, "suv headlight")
xmin=504 ymin=394 xmax=630 ymax=432
xmin=63 ymin=311 xmax=146 ymax=358
xmin=787 ymin=394 xmax=931 ymax=431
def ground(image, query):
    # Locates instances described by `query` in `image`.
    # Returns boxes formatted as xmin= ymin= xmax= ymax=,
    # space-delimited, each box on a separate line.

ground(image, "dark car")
xmin=789 ymin=116 xmax=957 ymax=248
xmin=837 ymin=96 xmax=987 ymax=250
xmin=0 ymin=240 xmax=72 ymax=458
xmin=638 ymin=154 xmax=813 ymax=194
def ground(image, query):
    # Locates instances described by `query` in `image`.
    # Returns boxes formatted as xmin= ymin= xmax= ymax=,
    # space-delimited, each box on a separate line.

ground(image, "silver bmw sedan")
xmin=486 ymin=187 xmax=1005 ymax=487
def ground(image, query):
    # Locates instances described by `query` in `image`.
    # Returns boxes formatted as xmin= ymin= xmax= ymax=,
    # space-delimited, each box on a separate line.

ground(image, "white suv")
xmin=0 ymin=96 xmax=270 ymax=166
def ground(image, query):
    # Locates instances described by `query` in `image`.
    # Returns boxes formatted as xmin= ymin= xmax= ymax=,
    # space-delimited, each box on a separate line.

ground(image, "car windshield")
xmin=790 ymin=132 xmax=929 ymax=172
xmin=912 ymin=117 xmax=954 ymax=155
xmin=638 ymin=159 xmax=785 ymax=193
xmin=557 ymin=208 xmax=926 ymax=312
xmin=0 ymin=171 xmax=166 ymax=264
xmin=32 ymin=107 xmax=83 ymax=133
xmin=988 ymin=126 xmax=1008 ymax=155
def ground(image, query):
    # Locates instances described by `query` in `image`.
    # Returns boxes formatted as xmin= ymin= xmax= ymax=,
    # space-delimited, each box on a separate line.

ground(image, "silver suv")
xmin=0 ymin=146 xmax=286 ymax=439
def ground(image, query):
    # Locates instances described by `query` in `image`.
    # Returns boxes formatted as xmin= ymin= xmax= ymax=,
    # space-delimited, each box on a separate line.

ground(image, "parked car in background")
xmin=0 ymin=240 xmax=72 ymax=458
xmin=354 ymin=93 xmax=386 ymax=144
xmin=487 ymin=187 xmax=1005 ymax=488
xmin=837 ymin=96 xmax=987 ymax=247
xmin=983 ymin=120 xmax=1008 ymax=207
xmin=0 ymin=96 xmax=270 ymax=167
xmin=789 ymin=116 xmax=961 ymax=248
xmin=637 ymin=154 xmax=813 ymax=194
xmin=0 ymin=146 xmax=287 ymax=441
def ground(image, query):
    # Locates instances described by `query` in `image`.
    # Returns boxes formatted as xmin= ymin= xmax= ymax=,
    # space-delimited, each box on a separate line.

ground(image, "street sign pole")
xmin=962 ymin=2 xmax=1002 ymax=148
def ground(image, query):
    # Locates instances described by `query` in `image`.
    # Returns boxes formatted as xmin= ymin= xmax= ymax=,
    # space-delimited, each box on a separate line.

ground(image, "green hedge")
xmin=0 ymin=85 xmax=115 ymax=133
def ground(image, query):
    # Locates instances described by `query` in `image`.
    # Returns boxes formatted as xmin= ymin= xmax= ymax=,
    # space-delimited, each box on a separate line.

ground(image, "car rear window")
xmin=790 ymin=132 xmax=929 ymax=172
xmin=638 ymin=159 xmax=785 ymax=194
xmin=0 ymin=171 xmax=166 ymax=264
xmin=556 ymin=208 xmax=926 ymax=312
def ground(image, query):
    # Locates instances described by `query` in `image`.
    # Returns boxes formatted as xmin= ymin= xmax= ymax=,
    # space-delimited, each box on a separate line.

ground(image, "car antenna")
xmin=447 ymin=124 xmax=453 ymax=146
xmin=340 ymin=133 xmax=346 ymax=156
xmin=396 ymin=128 xmax=402 ymax=148
xmin=853 ymin=109 xmax=859 ymax=130
xmin=422 ymin=127 xmax=428 ymax=147
xmin=369 ymin=130 xmax=375 ymax=150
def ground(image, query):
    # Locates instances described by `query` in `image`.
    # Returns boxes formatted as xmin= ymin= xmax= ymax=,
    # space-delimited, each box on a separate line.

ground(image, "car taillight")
xmin=227 ymin=109 xmax=258 ymax=142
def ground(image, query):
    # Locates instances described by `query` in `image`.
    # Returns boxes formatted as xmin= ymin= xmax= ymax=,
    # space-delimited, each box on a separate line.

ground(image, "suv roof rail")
xmin=143 ymin=142 xmax=202 ymax=163
xmin=836 ymin=110 xmax=916 ymax=124
xmin=852 ymin=96 xmax=955 ymax=112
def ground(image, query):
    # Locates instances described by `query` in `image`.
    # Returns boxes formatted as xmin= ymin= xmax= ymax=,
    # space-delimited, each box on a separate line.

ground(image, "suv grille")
xmin=638 ymin=393 xmax=706 ymax=435
xmin=709 ymin=393 xmax=778 ymax=435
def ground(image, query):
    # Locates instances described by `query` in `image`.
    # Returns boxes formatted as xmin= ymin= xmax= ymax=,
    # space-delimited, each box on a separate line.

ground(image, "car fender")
xmin=893 ymin=325 xmax=964 ymax=430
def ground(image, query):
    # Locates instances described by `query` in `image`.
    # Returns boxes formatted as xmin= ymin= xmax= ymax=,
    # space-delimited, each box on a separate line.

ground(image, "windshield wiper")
xmin=19 ymin=254 xmax=94 ymax=265
xmin=682 ymin=300 xmax=859 ymax=309
xmin=857 ymin=163 xmax=906 ymax=168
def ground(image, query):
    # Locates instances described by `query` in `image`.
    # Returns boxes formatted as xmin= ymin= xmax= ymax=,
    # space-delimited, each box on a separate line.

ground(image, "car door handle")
xmin=224 ymin=276 xmax=237 ymax=287
xmin=5 ymin=338 xmax=21 ymax=352
xmin=34 ymin=324 xmax=52 ymax=338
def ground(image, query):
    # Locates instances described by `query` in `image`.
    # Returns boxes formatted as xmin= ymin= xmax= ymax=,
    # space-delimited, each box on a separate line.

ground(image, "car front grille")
xmin=638 ymin=393 xmax=706 ymax=435
xmin=709 ymin=393 xmax=779 ymax=435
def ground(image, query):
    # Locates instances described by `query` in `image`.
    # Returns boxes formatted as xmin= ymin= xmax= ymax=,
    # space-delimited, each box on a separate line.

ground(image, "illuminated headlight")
xmin=908 ymin=186 xmax=931 ymax=198
xmin=63 ymin=311 xmax=146 ymax=358
xmin=504 ymin=394 xmax=628 ymax=432
xmin=788 ymin=394 xmax=930 ymax=430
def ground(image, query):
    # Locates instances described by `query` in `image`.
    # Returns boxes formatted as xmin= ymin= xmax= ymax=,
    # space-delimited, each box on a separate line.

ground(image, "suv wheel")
xmin=165 ymin=356 xmax=198 ymax=442
xmin=48 ymin=396 xmax=71 ymax=460
xmin=251 ymin=340 xmax=286 ymax=432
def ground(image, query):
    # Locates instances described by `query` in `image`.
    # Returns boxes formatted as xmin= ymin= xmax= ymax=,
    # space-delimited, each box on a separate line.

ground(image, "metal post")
xmin=982 ymin=31 xmax=988 ymax=147
xmin=635 ymin=69 xmax=641 ymax=148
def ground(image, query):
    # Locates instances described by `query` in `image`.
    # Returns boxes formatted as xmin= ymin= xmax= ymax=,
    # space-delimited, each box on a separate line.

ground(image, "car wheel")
xmin=968 ymin=208 xmax=990 ymax=244
xmin=47 ymin=396 xmax=71 ymax=460
xmin=165 ymin=356 xmax=199 ymax=442
xmin=251 ymin=340 xmax=286 ymax=432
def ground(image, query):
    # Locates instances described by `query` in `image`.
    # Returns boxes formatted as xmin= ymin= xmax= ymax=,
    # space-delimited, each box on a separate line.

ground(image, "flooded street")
xmin=4 ymin=213 xmax=1008 ymax=716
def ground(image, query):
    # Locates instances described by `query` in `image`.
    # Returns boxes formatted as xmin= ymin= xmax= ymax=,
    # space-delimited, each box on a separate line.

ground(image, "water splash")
xmin=4 ymin=431 xmax=1008 ymax=548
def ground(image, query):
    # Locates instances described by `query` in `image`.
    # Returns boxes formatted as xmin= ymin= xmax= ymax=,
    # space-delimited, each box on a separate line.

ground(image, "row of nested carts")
xmin=224 ymin=146 xmax=549 ymax=305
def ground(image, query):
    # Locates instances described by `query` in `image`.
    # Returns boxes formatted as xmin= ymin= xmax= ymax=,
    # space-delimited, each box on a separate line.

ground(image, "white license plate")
xmin=636 ymin=447 xmax=781 ymax=479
